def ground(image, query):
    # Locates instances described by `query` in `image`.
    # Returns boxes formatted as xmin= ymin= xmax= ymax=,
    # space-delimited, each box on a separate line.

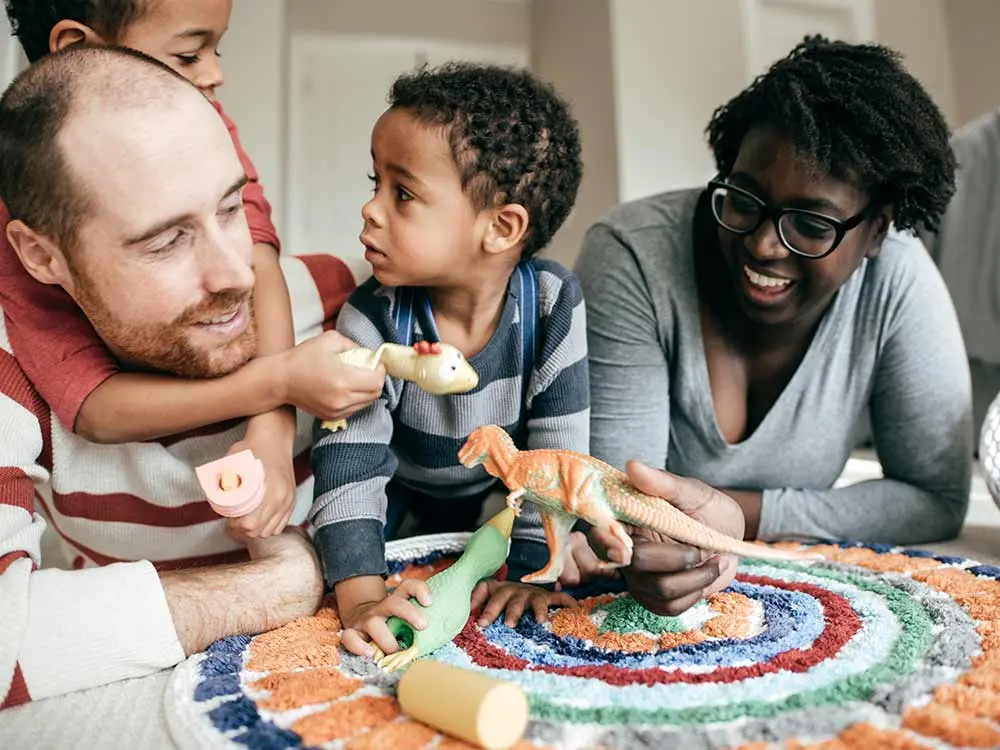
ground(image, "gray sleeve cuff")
xmin=314 ymin=519 xmax=388 ymax=586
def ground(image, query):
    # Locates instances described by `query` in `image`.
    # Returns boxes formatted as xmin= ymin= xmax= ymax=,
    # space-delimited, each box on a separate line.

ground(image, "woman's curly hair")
xmin=389 ymin=62 xmax=582 ymax=257
xmin=706 ymin=35 xmax=955 ymax=233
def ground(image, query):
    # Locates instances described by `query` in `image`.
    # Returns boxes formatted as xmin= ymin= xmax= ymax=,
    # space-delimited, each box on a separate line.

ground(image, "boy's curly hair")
xmin=5 ymin=0 xmax=147 ymax=62
xmin=389 ymin=62 xmax=582 ymax=258
xmin=706 ymin=35 xmax=955 ymax=234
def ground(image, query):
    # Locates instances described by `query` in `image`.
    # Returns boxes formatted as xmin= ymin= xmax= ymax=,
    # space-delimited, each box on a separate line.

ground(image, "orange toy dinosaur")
xmin=458 ymin=425 xmax=819 ymax=584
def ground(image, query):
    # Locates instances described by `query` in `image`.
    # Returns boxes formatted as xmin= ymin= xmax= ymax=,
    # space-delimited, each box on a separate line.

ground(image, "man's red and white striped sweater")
xmin=0 ymin=254 xmax=355 ymax=709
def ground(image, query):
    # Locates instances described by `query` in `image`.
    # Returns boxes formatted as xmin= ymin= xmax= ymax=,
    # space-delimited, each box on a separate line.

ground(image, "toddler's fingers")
xmin=504 ymin=593 xmax=529 ymax=628
xmin=531 ymin=596 xmax=549 ymax=625
xmin=363 ymin=618 xmax=401 ymax=655
xmin=477 ymin=588 xmax=513 ymax=627
xmin=382 ymin=595 xmax=428 ymax=630
xmin=341 ymin=628 xmax=374 ymax=658
xmin=470 ymin=580 xmax=492 ymax=611
xmin=394 ymin=579 xmax=433 ymax=607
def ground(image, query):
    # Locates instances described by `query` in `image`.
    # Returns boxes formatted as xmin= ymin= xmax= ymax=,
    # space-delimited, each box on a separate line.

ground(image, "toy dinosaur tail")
xmin=614 ymin=492 xmax=820 ymax=562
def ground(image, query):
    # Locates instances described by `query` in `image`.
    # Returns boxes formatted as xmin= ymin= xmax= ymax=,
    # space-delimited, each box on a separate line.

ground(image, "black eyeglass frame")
xmin=706 ymin=178 xmax=876 ymax=260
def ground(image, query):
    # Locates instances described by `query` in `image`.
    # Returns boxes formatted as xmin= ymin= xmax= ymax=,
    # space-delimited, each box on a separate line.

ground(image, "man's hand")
xmin=471 ymin=580 xmax=577 ymax=628
xmin=224 ymin=410 xmax=297 ymax=542
xmin=589 ymin=461 xmax=745 ymax=617
xmin=280 ymin=331 xmax=386 ymax=421
xmin=338 ymin=579 xmax=433 ymax=658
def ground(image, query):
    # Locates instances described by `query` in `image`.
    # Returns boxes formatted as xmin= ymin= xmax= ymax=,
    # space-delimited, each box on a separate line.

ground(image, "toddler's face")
xmin=360 ymin=108 xmax=487 ymax=288
xmin=118 ymin=0 xmax=232 ymax=99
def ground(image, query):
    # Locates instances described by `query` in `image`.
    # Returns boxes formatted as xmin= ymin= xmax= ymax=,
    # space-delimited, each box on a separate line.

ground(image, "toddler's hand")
xmin=339 ymin=579 xmax=433 ymax=657
xmin=224 ymin=427 xmax=296 ymax=542
xmin=282 ymin=331 xmax=386 ymax=421
xmin=471 ymin=580 xmax=576 ymax=628
xmin=557 ymin=530 xmax=623 ymax=587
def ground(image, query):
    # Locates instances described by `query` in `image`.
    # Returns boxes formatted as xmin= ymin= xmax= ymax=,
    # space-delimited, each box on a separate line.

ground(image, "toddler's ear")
xmin=482 ymin=204 xmax=530 ymax=257
xmin=50 ymin=19 xmax=106 ymax=55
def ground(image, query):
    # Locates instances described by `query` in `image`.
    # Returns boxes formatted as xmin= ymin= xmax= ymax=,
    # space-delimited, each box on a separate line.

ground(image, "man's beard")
xmin=73 ymin=279 xmax=258 ymax=379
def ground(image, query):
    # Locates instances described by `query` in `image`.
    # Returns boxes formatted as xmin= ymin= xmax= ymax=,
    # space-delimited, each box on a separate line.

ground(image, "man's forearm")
xmin=162 ymin=557 xmax=304 ymax=655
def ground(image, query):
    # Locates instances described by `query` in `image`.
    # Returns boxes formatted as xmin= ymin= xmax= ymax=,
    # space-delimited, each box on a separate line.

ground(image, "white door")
xmin=286 ymin=35 xmax=528 ymax=282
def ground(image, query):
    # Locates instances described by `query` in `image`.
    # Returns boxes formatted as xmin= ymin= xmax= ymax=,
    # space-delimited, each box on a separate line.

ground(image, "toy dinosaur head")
xmin=412 ymin=342 xmax=479 ymax=394
xmin=458 ymin=425 xmax=517 ymax=477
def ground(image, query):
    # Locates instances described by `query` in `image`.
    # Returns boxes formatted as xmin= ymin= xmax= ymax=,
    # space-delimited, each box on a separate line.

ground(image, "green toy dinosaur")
xmin=372 ymin=506 xmax=515 ymax=672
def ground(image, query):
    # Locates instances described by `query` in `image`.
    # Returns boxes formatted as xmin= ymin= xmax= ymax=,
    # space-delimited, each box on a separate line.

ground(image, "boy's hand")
xmin=339 ymin=579 xmax=434 ymax=657
xmin=557 ymin=530 xmax=623 ymax=587
xmin=281 ymin=331 xmax=386 ymax=421
xmin=471 ymin=580 xmax=576 ymax=628
xmin=224 ymin=410 xmax=297 ymax=542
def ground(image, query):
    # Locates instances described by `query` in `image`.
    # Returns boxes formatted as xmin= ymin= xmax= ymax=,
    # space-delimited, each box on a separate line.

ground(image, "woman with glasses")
xmin=573 ymin=36 xmax=971 ymax=614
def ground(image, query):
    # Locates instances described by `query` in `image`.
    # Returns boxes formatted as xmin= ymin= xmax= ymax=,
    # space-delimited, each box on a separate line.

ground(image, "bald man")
xmin=0 ymin=45 xmax=341 ymax=707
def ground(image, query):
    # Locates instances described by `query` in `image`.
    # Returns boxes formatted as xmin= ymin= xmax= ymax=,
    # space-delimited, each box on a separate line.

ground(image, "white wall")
xmin=215 ymin=0 xmax=287 ymax=233
xmin=944 ymin=0 xmax=1000 ymax=126
xmin=0 ymin=12 xmax=27 ymax=89
xmin=874 ymin=0 xmax=956 ymax=127
xmin=530 ymin=0 xmax=619 ymax=268
xmin=214 ymin=0 xmax=962 ymax=269
xmin=607 ymin=0 xmax=959 ymax=209
xmin=609 ymin=1 xmax=749 ymax=202
xmin=287 ymin=0 xmax=530 ymax=46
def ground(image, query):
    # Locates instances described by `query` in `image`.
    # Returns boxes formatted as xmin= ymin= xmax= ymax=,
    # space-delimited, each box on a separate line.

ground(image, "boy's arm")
xmin=507 ymin=266 xmax=591 ymax=580
xmin=309 ymin=294 xmax=398 ymax=618
xmin=74 ymin=356 xmax=289 ymax=443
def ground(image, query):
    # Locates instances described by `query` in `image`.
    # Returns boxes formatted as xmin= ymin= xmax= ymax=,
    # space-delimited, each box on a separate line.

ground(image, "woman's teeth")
xmin=744 ymin=265 xmax=791 ymax=289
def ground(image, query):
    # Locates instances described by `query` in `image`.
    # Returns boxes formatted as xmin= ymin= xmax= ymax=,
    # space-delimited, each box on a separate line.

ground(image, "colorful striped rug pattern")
xmin=165 ymin=534 xmax=1000 ymax=749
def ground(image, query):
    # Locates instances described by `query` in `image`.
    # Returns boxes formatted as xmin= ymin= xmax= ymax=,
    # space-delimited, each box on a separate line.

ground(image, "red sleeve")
xmin=213 ymin=101 xmax=281 ymax=253
xmin=0 ymin=205 xmax=119 ymax=430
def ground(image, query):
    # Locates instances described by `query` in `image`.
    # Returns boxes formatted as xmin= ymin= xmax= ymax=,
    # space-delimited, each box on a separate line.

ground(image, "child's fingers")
xmin=477 ymin=587 xmax=513 ymax=627
xmin=381 ymin=595 xmax=428 ymax=630
xmin=393 ymin=579 xmax=433 ymax=607
xmin=362 ymin=618 xmax=401 ymax=655
xmin=341 ymin=628 xmax=375 ymax=658
xmin=551 ymin=591 xmax=578 ymax=609
xmin=470 ymin=580 xmax=492 ymax=611
xmin=531 ymin=596 xmax=550 ymax=625
xmin=503 ymin=593 xmax=529 ymax=628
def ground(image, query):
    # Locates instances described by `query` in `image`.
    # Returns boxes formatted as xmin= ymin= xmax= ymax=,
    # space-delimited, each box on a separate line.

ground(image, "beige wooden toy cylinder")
xmin=397 ymin=660 xmax=528 ymax=749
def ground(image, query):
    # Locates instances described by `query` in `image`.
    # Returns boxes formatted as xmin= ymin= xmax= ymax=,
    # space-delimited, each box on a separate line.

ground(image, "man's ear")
xmin=6 ymin=220 xmax=76 ymax=291
xmin=49 ymin=19 xmax=106 ymax=54
xmin=482 ymin=204 xmax=530 ymax=257
xmin=865 ymin=205 xmax=893 ymax=260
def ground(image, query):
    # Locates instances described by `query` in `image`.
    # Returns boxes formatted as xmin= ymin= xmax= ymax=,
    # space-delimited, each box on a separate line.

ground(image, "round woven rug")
xmin=164 ymin=534 xmax=1000 ymax=749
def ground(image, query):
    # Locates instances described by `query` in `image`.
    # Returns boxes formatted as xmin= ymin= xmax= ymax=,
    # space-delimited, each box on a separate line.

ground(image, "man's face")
xmin=58 ymin=93 xmax=257 ymax=378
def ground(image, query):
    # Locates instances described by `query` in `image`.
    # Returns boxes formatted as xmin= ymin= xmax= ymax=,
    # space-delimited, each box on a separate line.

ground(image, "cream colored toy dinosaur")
xmin=458 ymin=424 xmax=820 ymax=584
xmin=321 ymin=341 xmax=479 ymax=431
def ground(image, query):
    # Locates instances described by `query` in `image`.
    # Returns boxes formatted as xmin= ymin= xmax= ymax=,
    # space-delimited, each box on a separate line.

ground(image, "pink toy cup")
xmin=195 ymin=449 xmax=266 ymax=518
